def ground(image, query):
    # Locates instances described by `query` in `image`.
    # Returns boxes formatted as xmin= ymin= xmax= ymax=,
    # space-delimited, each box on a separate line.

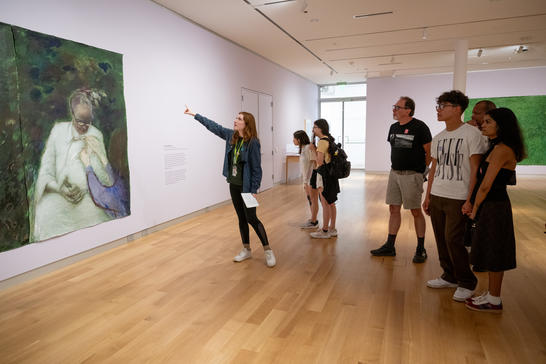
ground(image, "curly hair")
xmin=437 ymin=90 xmax=469 ymax=112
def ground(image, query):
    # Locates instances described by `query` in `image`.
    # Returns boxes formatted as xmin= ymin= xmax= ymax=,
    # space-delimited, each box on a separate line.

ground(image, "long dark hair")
xmin=486 ymin=107 xmax=527 ymax=162
xmin=313 ymin=118 xmax=336 ymax=155
xmin=293 ymin=130 xmax=310 ymax=154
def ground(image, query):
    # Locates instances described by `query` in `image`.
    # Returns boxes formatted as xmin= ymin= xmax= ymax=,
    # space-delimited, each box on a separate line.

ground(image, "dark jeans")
xmin=429 ymin=195 xmax=477 ymax=290
xmin=229 ymin=184 xmax=269 ymax=247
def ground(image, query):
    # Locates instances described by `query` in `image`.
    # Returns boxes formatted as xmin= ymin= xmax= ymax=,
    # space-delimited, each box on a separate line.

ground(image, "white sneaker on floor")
xmin=264 ymin=250 xmax=276 ymax=267
xmin=426 ymin=277 xmax=458 ymax=288
xmin=329 ymin=228 xmax=338 ymax=237
xmin=453 ymin=287 xmax=475 ymax=302
xmin=310 ymin=229 xmax=331 ymax=239
xmin=470 ymin=291 xmax=488 ymax=303
xmin=300 ymin=220 xmax=319 ymax=229
xmin=233 ymin=248 xmax=252 ymax=262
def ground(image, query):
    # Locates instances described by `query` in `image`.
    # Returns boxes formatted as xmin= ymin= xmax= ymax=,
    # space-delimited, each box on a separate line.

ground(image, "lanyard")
xmin=233 ymin=138 xmax=244 ymax=164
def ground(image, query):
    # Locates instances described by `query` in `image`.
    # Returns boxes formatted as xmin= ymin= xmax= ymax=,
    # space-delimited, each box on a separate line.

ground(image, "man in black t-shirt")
xmin=370 ymin=96 xmax=432 ymax=263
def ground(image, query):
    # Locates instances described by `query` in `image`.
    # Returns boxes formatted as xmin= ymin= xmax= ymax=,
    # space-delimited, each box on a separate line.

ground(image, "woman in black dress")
xmin=465 ymin=108 xmax=526 ymax=313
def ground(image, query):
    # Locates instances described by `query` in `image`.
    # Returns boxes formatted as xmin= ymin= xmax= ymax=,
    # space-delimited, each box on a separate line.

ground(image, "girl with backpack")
xmin=293 ymin=130 xmax=319 ymax=229
xmin=310 ymin=119 xmax=340 ymax=239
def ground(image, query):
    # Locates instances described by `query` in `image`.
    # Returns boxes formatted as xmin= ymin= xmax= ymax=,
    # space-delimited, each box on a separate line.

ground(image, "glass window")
xmin=320 ymin=83 xmax=367 ymax=99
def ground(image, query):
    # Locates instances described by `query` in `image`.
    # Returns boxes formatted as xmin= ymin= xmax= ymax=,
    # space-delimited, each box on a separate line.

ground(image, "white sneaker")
xmin=470 ymin=291 xmax=488 ymax=303
xmin=310 ymin=229 xmax=331 ymax=239
xmin=300 ymin=220 xmax=319 ymax=229
xmin=264 ymin=250 xmax=276 ymax=267
xmin=233 ymin=248 xmax=252 ymax=262
xmin=329 ymin=228 xmax=338 ymax=237
xmin=471 ymin=293 xmax=489 ymax=305
xmin=453 ymin=287 xmax=475 ymax=302
xmin=426 ymin=277 xmax=458 ymax=288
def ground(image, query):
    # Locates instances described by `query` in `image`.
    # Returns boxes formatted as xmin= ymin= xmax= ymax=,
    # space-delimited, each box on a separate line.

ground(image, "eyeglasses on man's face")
xmin=392 ymin=105 xmax=409 ymax=111
xmin=436 ymin=103 xmax=458 ymax=110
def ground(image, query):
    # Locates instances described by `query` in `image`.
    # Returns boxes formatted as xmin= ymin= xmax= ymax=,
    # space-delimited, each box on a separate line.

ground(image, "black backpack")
xmin=322 ymin=138 xmax=351 ymax=179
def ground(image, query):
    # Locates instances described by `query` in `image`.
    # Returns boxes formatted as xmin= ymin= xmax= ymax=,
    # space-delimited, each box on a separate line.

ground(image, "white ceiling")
xmin=154 ymin=0 xmax=546 ymax=84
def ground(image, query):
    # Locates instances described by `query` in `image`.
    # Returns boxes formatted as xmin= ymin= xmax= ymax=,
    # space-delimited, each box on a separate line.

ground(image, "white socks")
xmin=486 ymin=292 xmax=502 ymax=305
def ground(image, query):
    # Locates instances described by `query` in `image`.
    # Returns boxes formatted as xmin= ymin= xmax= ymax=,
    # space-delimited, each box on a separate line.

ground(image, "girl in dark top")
xmin=184 ymin=105 xmax=276 ymax=267
xmin=465 ymin=108 xmax=526 ymax=313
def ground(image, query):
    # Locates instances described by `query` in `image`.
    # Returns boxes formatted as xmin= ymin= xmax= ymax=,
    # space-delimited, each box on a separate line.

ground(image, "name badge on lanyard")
xmin=232 ymin=139 xmax=244 ymax=176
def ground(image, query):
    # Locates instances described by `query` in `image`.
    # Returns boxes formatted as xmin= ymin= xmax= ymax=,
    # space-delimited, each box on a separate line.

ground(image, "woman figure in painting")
xmin=293 ymin=130 xmax=319 ymax=229
xmin=309 ymin=119 xmax=340 ymax=239
xmin=33 ymin=89 xmax=123 ymax=241
xmin=465 ymin=107 xmax=526 ymax=313
xmin=183 ymin=105 xmax=276 ymax=267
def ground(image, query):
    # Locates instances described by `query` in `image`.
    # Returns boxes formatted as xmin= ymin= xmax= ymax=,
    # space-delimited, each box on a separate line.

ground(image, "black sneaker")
xmin=412 ymin=247 xmax=427 ymax=263
xmin=370 ymin=243 xmax=396 ymax=256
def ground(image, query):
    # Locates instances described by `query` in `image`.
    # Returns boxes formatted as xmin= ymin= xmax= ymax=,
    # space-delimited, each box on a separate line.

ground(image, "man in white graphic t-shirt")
xmin=422 ymin=90 xmax=487 ymax=303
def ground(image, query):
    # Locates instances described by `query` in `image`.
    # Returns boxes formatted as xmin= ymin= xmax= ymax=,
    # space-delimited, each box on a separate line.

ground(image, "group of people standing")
xmin=184 ymin=89 xmax=526 ymax=314
xmin=293 ymin=119 xmax=340 ymax=239
xmin=370 ymin=90 xmax=525 ymax=314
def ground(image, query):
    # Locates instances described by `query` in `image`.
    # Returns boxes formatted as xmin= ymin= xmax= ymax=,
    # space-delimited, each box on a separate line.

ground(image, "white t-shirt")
xmin=430 ymin=123 xmax=487 ymax=200
xmin=299 ymin=144 xmax=316 ymax=184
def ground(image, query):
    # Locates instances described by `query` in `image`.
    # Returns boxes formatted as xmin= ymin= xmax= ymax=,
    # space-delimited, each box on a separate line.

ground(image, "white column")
xmin=453 ymin=39 xmax=468 ymax=92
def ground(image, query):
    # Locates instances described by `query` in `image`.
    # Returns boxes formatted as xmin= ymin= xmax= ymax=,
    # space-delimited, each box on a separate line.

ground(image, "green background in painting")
xmin=465 ymin=96 xmax=546 ymax=165
xmin=0 ymin=23 xmax=30 ymax=251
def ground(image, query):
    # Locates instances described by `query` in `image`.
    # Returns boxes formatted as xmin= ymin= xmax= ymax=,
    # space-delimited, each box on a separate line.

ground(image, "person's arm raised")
xmin=184 ymin=104 xmax=232 ymax=141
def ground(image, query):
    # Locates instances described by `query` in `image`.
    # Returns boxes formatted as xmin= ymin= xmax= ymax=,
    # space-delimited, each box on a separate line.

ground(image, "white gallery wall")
xmin=366 ymin=67 xmax=546 ymax=173
xmin=0 ymin=0 xmax=318 ymax=281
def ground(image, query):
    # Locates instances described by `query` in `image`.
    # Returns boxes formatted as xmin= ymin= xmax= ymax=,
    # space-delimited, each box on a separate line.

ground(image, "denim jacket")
xmin=195 ymin=114 xmax=262 ymax=193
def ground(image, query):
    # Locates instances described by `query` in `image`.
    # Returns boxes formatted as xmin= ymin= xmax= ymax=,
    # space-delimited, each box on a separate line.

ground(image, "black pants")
xmin=229 ymin=184 xmax=269 ymax=247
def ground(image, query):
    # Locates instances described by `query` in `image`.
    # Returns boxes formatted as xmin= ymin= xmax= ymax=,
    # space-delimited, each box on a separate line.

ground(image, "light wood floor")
xmin=0 ymin=171 xmax=545 ymax=364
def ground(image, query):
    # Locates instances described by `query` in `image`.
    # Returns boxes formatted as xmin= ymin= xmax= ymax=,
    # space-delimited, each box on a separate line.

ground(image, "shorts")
xmin=310 ymin=169 xmax=323 ymax=189
xmin=385 ymin=169 xmax=424 ymax=210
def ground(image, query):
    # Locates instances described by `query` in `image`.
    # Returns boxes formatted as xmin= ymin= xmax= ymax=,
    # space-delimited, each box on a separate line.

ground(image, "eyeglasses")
xmin=75 ymin=118 xmax=91 ymax=126
xmin=392 ymin=105 xmax=409 ymax=111
xmin=436 ymin=103 xmax=457 ymax=110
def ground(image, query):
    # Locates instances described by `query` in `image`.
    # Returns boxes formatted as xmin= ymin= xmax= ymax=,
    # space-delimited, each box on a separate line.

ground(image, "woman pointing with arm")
xmin=184 ymin=105 xmax=276 ymax=267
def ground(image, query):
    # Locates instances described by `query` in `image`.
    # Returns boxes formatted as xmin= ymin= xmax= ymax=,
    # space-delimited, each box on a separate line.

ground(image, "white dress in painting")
xmin=32 ymin=122 xmax=113 ymax=242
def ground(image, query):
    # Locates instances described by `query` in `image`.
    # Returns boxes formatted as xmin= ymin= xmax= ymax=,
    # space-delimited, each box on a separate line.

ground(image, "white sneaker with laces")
xmin=426 ymin=277 xmax=458 ymax=289
xmin=329 ymin=228 xmax=338 ymax=237
xmin=310 ymin=229 xmax=331 ymax=239
xmin=471 ymin=291 xmax=488 ymax=303
xmin=453 ymin=287 xmax=475 ymax=302
xmin=264 ymin=250 xmax=276 ymax=267
xmin=233 ymin=248 xmax=252 ymax=262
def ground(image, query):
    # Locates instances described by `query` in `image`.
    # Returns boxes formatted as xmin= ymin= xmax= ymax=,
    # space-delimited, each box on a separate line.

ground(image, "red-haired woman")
xmin=184 ymin=106 xmax=276 ymax=267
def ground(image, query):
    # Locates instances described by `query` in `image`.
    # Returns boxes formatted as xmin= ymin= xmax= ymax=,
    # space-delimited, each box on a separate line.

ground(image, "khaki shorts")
xmin=386 ymin=169 xmax=424 ymax=209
